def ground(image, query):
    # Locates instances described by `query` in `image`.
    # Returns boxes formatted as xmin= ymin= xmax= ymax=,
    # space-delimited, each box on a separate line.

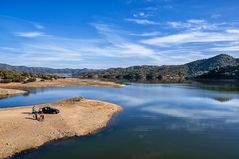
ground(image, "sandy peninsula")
xmin=0 ymin=97 xmax=122 ymax=159
xmin=0 ymin=78 xmax=123 ymax=89
xmin=0 ymin=88 xmax=27 ymax=98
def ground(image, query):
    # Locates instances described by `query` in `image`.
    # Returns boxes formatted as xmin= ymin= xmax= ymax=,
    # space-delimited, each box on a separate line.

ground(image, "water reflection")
xmin=213 ymin=96 xmax=231 ymax=102
xmin=3 ymin=82 xmax=239 ymax=159
xmin=191 ymin=80 xmax=239 ymax=92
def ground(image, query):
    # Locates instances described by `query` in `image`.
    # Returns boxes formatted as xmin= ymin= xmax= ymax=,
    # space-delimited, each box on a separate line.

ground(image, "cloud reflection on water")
xmin=141 ymin=98 xmax=239 ymax=123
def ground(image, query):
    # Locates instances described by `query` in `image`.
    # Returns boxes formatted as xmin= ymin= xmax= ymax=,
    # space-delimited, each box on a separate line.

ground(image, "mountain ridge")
xmin=0 ymin=63 xmax=101 ymax=77
xmin=0 ymin=54 xmax=238 ymax=81
xmin=77 ymin=54 xmax=239 ymax=81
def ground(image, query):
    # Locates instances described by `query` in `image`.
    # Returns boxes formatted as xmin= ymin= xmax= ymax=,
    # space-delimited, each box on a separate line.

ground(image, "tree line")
xmin=0 ymin=70 xmax=58 ymax=83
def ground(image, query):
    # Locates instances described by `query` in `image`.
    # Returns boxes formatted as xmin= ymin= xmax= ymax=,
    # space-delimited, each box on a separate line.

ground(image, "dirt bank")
xmin=0 ymin=78 xmax=123 ymax=89
xmin=0 ymin=97 xmax=122 ymax=159
xmin=0 ymin=88 xmax=27 ymax=98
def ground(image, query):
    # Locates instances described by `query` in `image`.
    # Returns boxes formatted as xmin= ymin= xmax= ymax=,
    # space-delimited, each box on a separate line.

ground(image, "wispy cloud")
xmin=0 ymin=15 xmax=44 ymax=30
xmin=125 ymin=18 xmax=159 ymax=25
xmin=91 ymin=23 xmax=160 ymax=58
xmin=167 ymin=19 xmax=220 ymax=31
xmin=14 ymin=31 xmax=45 ymax=38
xmin=31 ymin=22 xmax=44 ymax=30
xmin=141 ymin=31 xmax=239 ymax=46
xmin=226 ymin=29 xmax=239 ymax=33
xmin=0 ymin=17 xmax=163 ymax=68
xmin=130 ymin=31 xmax=161 ymax=37
xmin=1 ymin=13 xmax=239 ymax=68
xmin=132 ymin=11 xmax=152 ymax=18
xmin=210 ymin=46 xmax=239 ymax=52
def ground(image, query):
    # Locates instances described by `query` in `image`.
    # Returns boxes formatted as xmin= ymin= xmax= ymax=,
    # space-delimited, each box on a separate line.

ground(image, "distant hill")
xmin=0 ymin=70 xmax=58 ymax=83
xmin=0 ymin=63 xmax=100 ymax=77
xmin=1 ymin=54 xmax=238 ymax=82
xmin=78 ymin=54 xmax=239 ymax=82
xmin=186 ymin=54 xmax=238 ymax=77
xmin=196 ymin=65 xmax=239 ymax=80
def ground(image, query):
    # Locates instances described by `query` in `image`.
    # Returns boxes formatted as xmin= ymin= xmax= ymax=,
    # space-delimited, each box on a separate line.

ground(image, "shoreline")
xmin=0 ymin=78 xmax=124 ymax=90
xmin=11 ymin=112 xmax=120 ymax=159
xmin=0 ymin=78 xmax=123 ymax=98
xmin=0 ymin=88 xmax=28 ymax=98
xmin=0 ymin=97 xmax=123 ymax=159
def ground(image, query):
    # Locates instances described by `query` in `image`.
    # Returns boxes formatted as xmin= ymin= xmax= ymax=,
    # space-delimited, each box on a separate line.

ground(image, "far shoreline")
xmin=0 ymin=78 xmax=124 ymax=89
xmin=0 ymin=88 xmax=28 ymax=98
xmin=0 ymin=78 xmax=124 ymax=98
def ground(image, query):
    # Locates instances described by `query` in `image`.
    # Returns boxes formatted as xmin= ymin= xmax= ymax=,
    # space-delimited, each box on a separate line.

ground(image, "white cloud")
xmin=125 ymin=18 xmax=159 ymax=25
xmin=14 ymin=31 xmax=45 ymax=38
xmin=209 ymin=46 xmax=239 ymax=52
xmin=31 ymin=22 xmax=44 ymax=30
xmin=226 ymin=29 xmax=239 ymax=33
xmin=130 ymin=31 xmax=161 ymax=37
xmin=187 ymin=19 xmax=206 ymax=24
xmin=2 ymin=22 xmax=164 ymax=68
xmin=141 ymin=31 xmax=239 ymax=46
xmin=2 ymin=15 xmax=239 ymax=68
xmin=167 ymin=19 xmax=219 ymax=31
xmin=133 ymin=12 xmax=151 ymax=18
xmin=91 ymin=23 xmax=160 ymax=58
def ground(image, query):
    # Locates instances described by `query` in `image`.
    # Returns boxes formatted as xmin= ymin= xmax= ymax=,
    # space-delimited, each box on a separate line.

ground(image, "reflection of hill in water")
xmin=191 ymin=80 xmax=239 ymax=92
xmin=213 ymin=97 xmax=231 ymax=102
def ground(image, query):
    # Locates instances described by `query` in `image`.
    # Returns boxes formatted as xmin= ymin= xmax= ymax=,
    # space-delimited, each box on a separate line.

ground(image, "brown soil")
xmin=0 ymin=78 xmax=123 ymax=89
xmin=0 ymin=97 xmax=122 ymax=159
xmin=0 ymin=88 xmax=27 ymax=98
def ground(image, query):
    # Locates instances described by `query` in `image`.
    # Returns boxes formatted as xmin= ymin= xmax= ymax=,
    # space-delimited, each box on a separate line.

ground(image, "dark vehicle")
xmin=39 ymin=107 xmax=60 ymax=114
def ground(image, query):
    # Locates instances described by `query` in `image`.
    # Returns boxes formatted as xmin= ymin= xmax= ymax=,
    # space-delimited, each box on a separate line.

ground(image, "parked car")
xmin=39 ymin=107 xmax=60 ymax=114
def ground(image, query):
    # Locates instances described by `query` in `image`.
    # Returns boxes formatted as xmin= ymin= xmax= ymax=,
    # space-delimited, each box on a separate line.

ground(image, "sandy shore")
xmin=0 ymin=88 xmax=27 ymax=98
xmin=0 ymin=97 xmax=122 ymax=159
xmin=0 ymin=78 xmax=123 ymax=89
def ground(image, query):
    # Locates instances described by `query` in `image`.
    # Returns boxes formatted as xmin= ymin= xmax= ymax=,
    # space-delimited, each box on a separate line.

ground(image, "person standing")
xmin=32 ymin=106 xmax=36 ymax=114
xmin=32 ymin=106 xmax=38 ymax=120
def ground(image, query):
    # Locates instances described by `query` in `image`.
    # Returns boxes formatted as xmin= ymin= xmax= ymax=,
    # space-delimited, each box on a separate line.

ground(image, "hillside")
xmin=186 ymin=54 xmax=238 ymax=77
xmin=0 ymin=63 xmax=99 ymax=77
xmin=196 ymin=65 xmax=239 ymax=80
xmin=78 ymin=54 xmax=239 ymax=82
xmin=0 ymin=70 xmax=58 ymax=83
xmin=1 ymin=54 xmax=238 ymax=82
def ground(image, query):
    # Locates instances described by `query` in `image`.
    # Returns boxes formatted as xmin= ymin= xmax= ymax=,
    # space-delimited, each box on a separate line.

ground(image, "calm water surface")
xmin=1 ymin=82 xmax=239 ymax=159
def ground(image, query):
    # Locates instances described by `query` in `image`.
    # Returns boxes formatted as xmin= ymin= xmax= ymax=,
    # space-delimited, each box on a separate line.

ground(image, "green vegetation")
xmin=196 ymin=65 xmax=239 ymax=80
xmin=0 ymin=63 xmax=100 ymax=77
xmin=0 ymin=54 xmax=238 ymax=83
xmin=79 ymin=65 xmax=187 ymax=82
xmin=0 ymin=70 xmax=58 ymax=83
xmin=186 ymin=54 xmax=238 ymax=77
xmin=213 ymin=97 xmax=231 ymax=102
xmin=78 ymin=54 xmax=239 ymax=82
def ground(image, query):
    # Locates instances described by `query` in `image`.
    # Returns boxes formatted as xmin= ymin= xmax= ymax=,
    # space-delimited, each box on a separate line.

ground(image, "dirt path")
xmin=0 ymin=97 xmax=122 ymax=159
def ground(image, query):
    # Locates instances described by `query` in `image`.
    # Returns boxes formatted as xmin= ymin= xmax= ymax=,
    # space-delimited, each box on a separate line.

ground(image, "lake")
xmin=1 ymin=81 xmax=239 ymax=159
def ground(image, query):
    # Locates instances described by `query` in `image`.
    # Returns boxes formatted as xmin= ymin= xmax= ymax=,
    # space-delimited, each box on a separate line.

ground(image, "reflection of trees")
xmin=26 ymin=88 xmax=50 ymax=94
xmin=0 ymin=95 xmax=11 ymax=100
xmin=213 ymin=97 xmax=231 ymax=102
xmin=190 ymin=80 xmax=239 ymax=92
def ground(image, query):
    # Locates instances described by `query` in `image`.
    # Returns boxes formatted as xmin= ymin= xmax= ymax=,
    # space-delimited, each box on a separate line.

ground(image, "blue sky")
xmin=0 ymin=0 xmax=239 ymax=68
